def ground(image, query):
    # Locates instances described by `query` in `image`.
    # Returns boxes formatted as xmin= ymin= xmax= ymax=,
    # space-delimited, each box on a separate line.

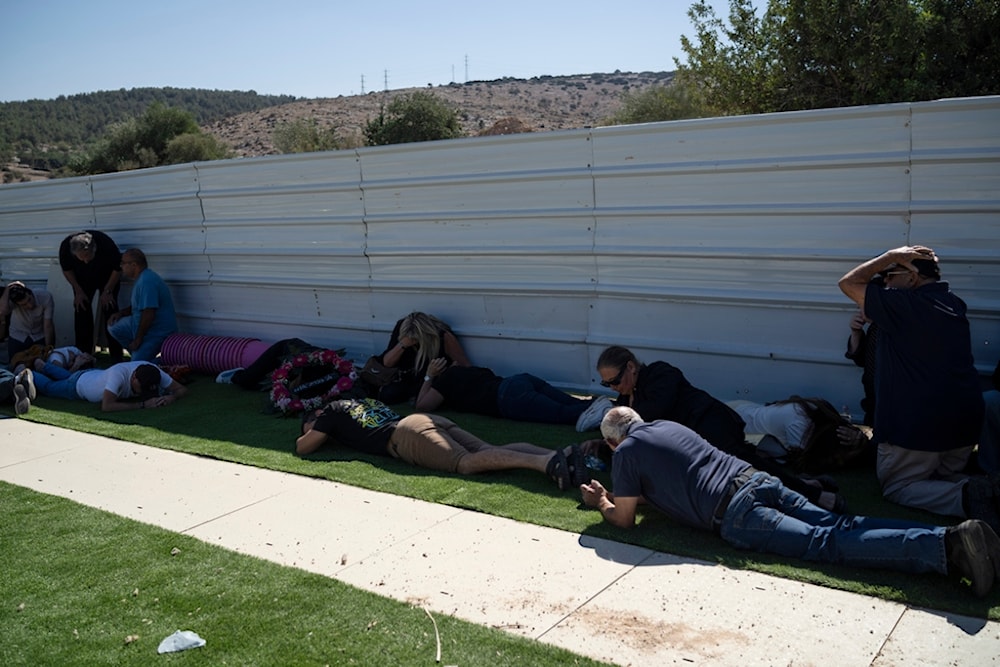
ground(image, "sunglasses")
xmin=600 ymin=365 xmax=628 ymax=388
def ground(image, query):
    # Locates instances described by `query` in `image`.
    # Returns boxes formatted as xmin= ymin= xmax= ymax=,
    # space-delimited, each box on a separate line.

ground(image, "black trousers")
xmin=73 ymin=281 xmax=122 ymax=361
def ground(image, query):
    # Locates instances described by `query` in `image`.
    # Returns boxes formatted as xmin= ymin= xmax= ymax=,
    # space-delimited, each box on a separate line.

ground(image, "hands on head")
xmin=886 ymin=245 xmax=936 ymax=271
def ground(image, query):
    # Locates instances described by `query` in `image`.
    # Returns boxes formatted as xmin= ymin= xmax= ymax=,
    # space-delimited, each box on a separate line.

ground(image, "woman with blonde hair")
xmin=376 ymin=312 xmax=471 ymax=403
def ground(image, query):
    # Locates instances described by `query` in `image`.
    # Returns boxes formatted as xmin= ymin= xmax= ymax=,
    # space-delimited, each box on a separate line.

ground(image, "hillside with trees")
xmin=3 ymin=0 xmax=997 ymax=184
xmin=0 ymin=88 xmax=297 ymax=172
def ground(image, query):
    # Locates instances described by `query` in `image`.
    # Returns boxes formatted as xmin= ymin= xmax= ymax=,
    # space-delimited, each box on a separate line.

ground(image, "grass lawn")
xmin=0 ymin=482 xmax=610 ymax=666
xmin=8 ymin=371 xmax=998 ymax=621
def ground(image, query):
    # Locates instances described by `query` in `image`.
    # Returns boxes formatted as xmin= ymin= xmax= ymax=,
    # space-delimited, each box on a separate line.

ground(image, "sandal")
xmin=567 ymin=444 xmax=592 ymax=487
xmin=546 ymin=449 xmax=572 ymax=492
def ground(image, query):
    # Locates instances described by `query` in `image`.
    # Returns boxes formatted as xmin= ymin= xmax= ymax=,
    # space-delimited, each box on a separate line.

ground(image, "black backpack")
xmin=767 ymin=396 xmax=872 ymax=474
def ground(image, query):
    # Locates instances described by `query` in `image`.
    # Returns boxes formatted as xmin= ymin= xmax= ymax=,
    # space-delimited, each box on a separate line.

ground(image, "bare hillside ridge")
xmin=205 ymin=71 xmax=674 ymax=158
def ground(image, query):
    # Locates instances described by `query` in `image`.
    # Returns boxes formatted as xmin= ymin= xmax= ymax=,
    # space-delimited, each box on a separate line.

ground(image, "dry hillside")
xmin=205 ymin=71 xmax=674 ymax=158
xmin=1 ymin=71 xmax=674 ymax=183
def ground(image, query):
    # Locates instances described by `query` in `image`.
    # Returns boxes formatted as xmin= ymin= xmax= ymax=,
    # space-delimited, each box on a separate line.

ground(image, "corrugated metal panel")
xmin=1 ymin=96 xmax=997 ymax=415
xmin=0 ymin=178 xmax=95 ymax=282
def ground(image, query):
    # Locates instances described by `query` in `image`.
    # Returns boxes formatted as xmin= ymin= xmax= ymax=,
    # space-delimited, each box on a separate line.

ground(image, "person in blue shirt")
xmin=107 ymin=249 xmax=177 ymax=362
xmin=838 ymin=245 xmax=990 ymax=526
xmin=581 ymin=406 xmax=1000 ymax=598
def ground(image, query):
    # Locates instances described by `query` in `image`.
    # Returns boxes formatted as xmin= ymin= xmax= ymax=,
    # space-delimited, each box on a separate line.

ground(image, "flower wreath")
xmin=269 ymin=348 xmax=357 ymax=415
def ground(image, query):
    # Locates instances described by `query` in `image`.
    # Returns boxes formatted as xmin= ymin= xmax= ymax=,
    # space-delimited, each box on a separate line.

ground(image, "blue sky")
xmin=2 ymin=0 xmax=733 ymax=102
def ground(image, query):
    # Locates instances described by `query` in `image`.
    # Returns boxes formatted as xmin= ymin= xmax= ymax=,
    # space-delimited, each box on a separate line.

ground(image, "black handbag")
xmin=360 ymin=356 xmax=400 ymax=388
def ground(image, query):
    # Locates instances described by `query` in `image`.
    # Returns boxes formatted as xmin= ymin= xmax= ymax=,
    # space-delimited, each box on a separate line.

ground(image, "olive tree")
xmin=364 ymin=91 xmax=463 ymax=146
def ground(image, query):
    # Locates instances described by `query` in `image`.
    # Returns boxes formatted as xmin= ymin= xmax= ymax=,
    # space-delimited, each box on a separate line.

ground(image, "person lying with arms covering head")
xmin=28 ymin=358 xmax=187 ymax=412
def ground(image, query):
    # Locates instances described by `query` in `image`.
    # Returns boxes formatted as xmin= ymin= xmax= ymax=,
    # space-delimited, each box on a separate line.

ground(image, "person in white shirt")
xmin=1 ymin=282 xmax=55 ymax=363
xmin=30 ymin=359 xmax=187 ymax=412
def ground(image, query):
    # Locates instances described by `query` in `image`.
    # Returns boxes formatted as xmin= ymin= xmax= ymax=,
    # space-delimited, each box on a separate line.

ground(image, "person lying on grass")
xmin=580 ymin=406 xmax=1000 ymax=598
xmin=297 ymin=397 xmax=591 ymax=491
xmin=588 ymin=345 xmax=845 ymax=512
xmin=414 ymin=357 xmax=613 ymax=432
xmin=27 ymin=358 xmax=187 ymax=412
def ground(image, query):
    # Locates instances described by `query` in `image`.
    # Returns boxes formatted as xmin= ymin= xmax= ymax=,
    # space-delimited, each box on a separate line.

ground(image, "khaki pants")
xmin=388 ymin=414 xmax=490 ymax=473
xmin=877 ymin=442 xmax=972 ymax=517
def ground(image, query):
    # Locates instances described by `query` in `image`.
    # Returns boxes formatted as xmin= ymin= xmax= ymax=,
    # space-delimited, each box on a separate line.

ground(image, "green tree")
xmin=918 ymin=0 xmax=1000 ymax=99
xmin=676 ymin=0 xmax=1000 ymax=116
xmin=272 ymin=118 xmax=340 ymax=153
xmin=771 ymin=0 xmax=925 ymax=109
xmin=364 ymin=91 xmax=463 ymax=146
xmin=606 ymin=81 xmax=711 ymax=125
xmin=677 ymin=0 xmax=781 ymax=115
xmin=72 ymin=103 xmax=228 ymax=174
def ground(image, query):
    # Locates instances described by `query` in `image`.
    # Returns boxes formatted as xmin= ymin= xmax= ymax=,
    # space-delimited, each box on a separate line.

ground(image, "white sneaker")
xmin=13 ymin=384 xmax=30 ymax=415
xmin=17 ymin=368 xmax=36 ymax=401
xmin=576 ymin=396 xmax=613 ymax=432
xmin=215 ymin=368 xmax=243 ymax=384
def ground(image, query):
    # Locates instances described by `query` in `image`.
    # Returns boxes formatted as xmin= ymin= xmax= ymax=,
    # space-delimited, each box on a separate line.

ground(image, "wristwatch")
xmin=424 ymin=375 xmax=432 ymax=382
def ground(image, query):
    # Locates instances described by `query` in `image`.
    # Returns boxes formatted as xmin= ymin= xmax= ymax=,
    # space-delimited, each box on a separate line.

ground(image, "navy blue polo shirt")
xmin=864 ymin=280 xmax=983 ymax=451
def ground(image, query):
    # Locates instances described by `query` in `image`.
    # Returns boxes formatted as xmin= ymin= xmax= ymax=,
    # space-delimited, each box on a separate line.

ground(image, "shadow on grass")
xmin=9 ymin=373 xmax=1000 ymax=621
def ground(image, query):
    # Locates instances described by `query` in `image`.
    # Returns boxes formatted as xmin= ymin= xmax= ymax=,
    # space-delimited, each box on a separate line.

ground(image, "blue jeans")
xmin=32 ymin=362 xmax=86 ymax=401
xmin=720 ymin=472 xmax=947 ymax=574
xmin=496 ymin=373 xmax=587 ymax=424
xmin=107 ymin=318 xmax=168 ymax=362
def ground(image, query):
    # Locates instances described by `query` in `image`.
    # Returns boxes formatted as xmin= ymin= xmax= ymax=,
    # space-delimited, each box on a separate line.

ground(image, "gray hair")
xmin=69 ymin=232 xmax=94 ymax=253
xmin=601 ymin=406 xmax=642 ymax=443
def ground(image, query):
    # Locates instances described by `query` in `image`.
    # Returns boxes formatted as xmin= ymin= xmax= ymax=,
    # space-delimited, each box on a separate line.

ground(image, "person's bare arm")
xmin=130 ymin=308 xmax=157 ymax=350
xmin=108 ymin=305 xmax=132 ymax=326
xmin=414 ymin=358 xmax=448 ymax=411
xmin=296 ymin=429 xmax=329 ymax=455
xmin=99 ymin=272 xmax=120 ymax=309
xmin=101 ymin=390 xmax=147 ymax=412
xmin=580 ymin=479 xmax=638 ymax=529
xmin=442 ymin=331 xmax=471 ymax=367
xmin=846 ymin=311 xmax=866 ymax=358
xmin=414 ymin=382 xmax=444 ymax=412
xmin=157 ymin=380 xmax=188 ymax=405
xmin=838 ymin=245 xmax=935 ymax=310
xmin=381 ymin=336 xmax=417 ymax=368
xmin=62 ymin=269 xmax=90 ymax=311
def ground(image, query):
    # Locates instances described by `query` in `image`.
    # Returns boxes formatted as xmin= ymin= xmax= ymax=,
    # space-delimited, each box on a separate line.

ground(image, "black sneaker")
xmin=981 ymin=522 xmax=1000 ymax=581
xmin=946 ymin=519 xmax=995 ymax=598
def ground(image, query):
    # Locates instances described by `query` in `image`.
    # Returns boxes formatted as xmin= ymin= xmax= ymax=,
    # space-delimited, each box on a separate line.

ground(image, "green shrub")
xmin=272 ymin=118 xmax=340 ymax=153
xmin=364 ymin=91 xmax=463 ymax=146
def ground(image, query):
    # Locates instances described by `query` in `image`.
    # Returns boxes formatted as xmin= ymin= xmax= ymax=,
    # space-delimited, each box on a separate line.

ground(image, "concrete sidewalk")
xmin=2 ymin=417 xmax=999 ymax=666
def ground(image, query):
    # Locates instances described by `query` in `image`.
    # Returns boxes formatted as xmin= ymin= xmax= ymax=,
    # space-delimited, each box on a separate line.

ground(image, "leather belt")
xmin=713 ymin=466 xmax=758 ymax=530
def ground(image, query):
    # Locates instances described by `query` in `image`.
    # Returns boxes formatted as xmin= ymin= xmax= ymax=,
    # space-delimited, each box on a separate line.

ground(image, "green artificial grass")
xmin=0 ymin=482 xmax=609 ymax=666
xmin=8 ymin=372 xmax=998 ymax=621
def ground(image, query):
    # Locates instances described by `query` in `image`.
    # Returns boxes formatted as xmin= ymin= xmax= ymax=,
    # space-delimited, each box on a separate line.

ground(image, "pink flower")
xmin=336 ymin=376 xmax=353 ymax=392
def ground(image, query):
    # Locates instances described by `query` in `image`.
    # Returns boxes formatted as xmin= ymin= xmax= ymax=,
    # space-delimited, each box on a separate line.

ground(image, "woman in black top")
xmin=376 ymin=312 xmax=471 ymax=403
xmin=591 ymin=345 xmax=843 ymax=511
